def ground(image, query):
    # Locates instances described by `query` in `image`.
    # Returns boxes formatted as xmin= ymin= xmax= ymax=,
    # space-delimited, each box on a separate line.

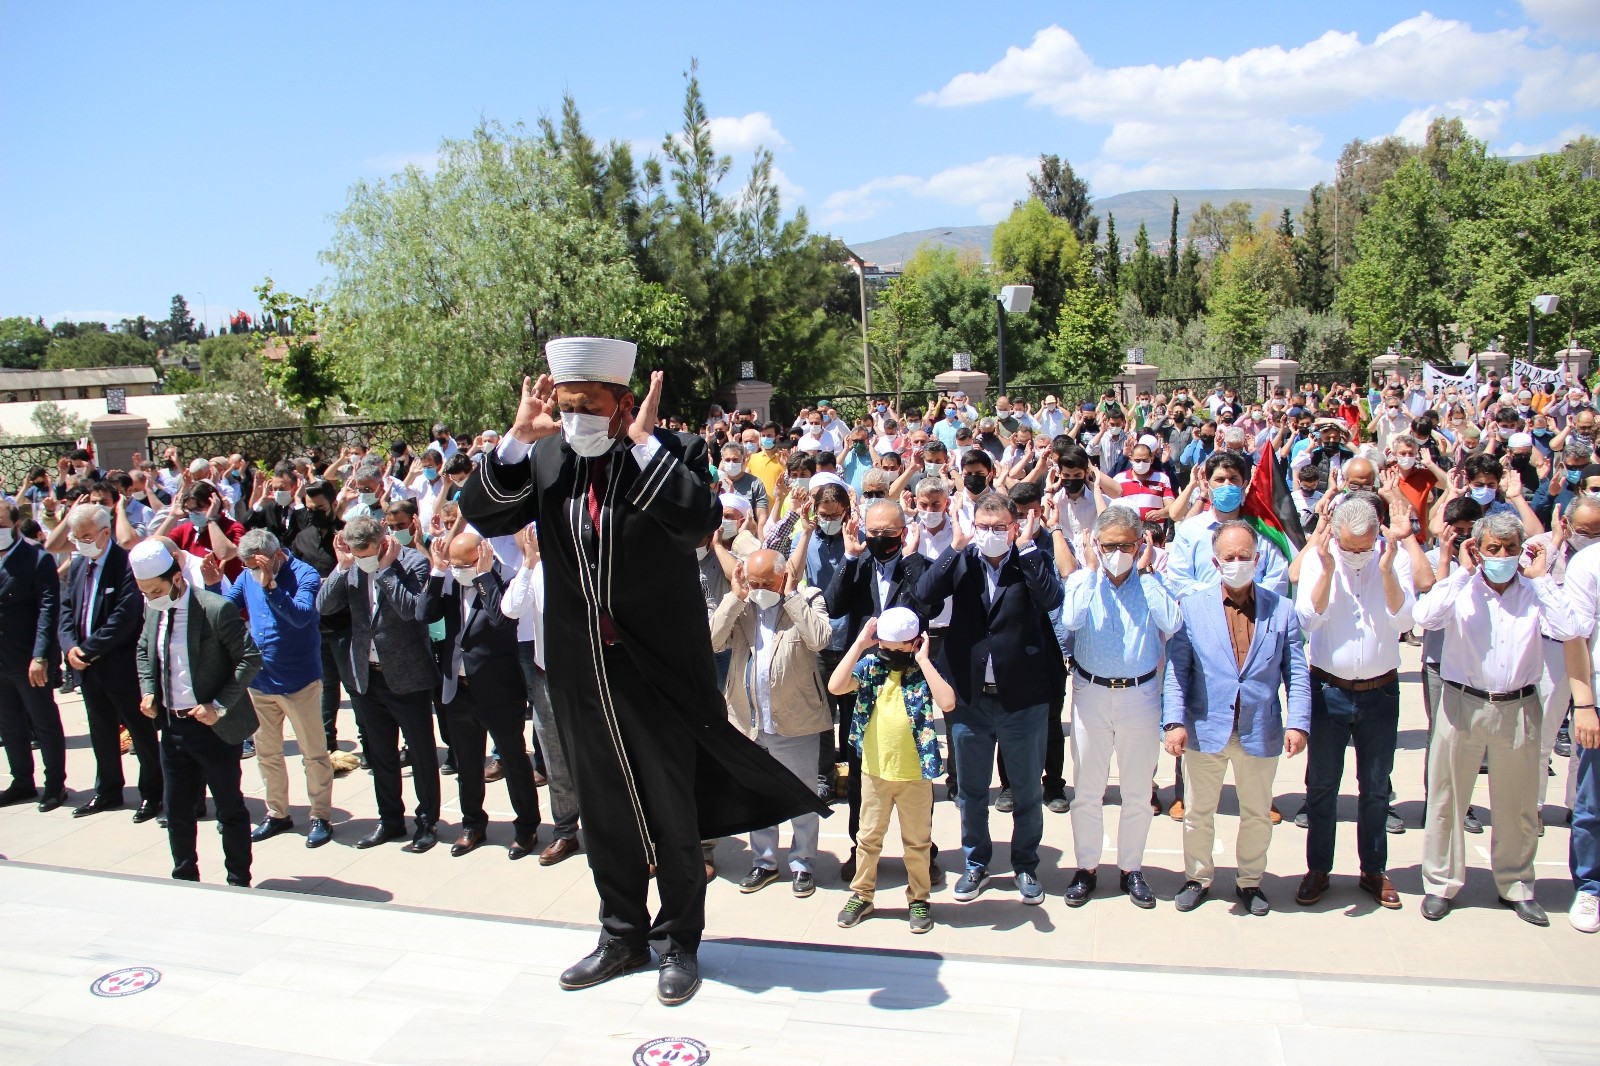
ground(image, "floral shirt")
xmin=849 ymin=652 xmax=943 ymax=781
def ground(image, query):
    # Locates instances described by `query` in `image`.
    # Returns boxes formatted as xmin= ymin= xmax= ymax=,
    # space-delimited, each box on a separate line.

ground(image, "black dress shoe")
xmin=1121 ymin=869 xmax=1156 ymax=909
xmin=508 ymin=833 xmax=538 ymax=860
xmin=0 ymin=783 xmax=39 ymax=807
xmin=1235 ymin=885 xmax=1270 ymax=916
xmin=404 ymin=820 xmax=438 ymax=853
xmin=250 ymin=815 xmax=294 ymax=842
xmin=73 ymin=795 xmax=124 ymax=818
xmin=1421 ymin=894 xmax=1451 ymax=921
xmin=355 ymin=822 xmax=408 ymax=849
xmin=558 ymin=940 xmax=651 ymax=991
xmin=450 ymin=829 xmax=486 ymax=857
xmin=1174 ymin=880 xmax=1208 ymax=912
xmin=1499 ymin=897 xmax=1550 ymax=927
xmin=36 ymin=789 xmax=67 ymax=814
xmin=226 ymin=876 xmax=251 ymax=888
xmin=657 ymin=952 xmax=701 ymax=1006
xmin=1064 ymin=868 xmax=1097 ymax=907
xmin=132 ymin=801 xmax=163 ymax=824
xmin=306 ymin=818 xmax=333 ymax=848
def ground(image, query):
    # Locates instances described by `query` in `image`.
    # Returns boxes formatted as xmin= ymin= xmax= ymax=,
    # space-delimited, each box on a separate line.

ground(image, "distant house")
xmin=0 ymin=366 xmax=160 ymax=404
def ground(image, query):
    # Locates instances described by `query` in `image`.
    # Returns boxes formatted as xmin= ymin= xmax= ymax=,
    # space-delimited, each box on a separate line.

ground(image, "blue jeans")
xmin=949 ymin=694 xmax=1047 ymax=875
xmin=1574 ymin=745 xmax=1600 ymax=897
xmin=1306 ymin=676 xmax=1400 ymax=876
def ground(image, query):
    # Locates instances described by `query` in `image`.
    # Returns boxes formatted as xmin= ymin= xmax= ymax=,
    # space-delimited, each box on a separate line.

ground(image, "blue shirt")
xmin=933 ymin=418 xmax=961 ymax=450
xmin=841 ymin=446 xmax=875 ymax=491
xmin=221 ymin=554 xmax=323 ymax=694
xmin=805 ymin=529 xmax=848 ymax=650
xmin=1166 ymin=510 xmax=1291 ymax=599
xmin=1060 ymin=569 xmax=1181 ymax=677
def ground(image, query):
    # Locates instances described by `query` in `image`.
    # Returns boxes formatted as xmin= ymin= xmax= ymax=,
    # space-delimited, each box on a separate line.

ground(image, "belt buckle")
xmin=1108 ymin=677 xmax=1131 ymax=690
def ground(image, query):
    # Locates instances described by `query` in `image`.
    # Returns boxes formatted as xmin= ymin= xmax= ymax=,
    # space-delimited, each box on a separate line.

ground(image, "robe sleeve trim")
xmin=627 ymin=446 xmax=678 ymax=512
xmin=473 ymin=453 xmax=532 ymax=506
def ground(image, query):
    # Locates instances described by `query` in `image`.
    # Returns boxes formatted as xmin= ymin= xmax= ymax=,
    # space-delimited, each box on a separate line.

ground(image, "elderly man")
xmin=1414 ymin=512 xmax=1574 ymax=925
xmin=1061 ymin=505 xmax=1182 ymax=909
xmin=1164 ymin=521 xmax=1310 ymax=915
xmin=0 ymin=501 xmax=66 ymax=811
xmin=1168 ymin=453 xmax=1290 ymax=598
xmin=224 ymin=529 xmax=332 ymax=849
xmin=917 ymin=491 xmax=1063 ymax=905
xmin=60 ymin=504 xmax=163 ymax=820
xmin=711 ymin=548 xmax=833 ymax=897
xmin=1294 ymin=498 xmax=1415 ymax=909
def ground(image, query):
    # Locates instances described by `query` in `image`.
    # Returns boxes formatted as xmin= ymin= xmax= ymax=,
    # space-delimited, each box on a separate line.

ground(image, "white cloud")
xmin=45 ymin=309 xmax=144 ymax=325
xmin=1501 ymin=124 xmax=1595 ymax=156
xmin=706 ymin=112 xmax=789 ymax=153
xmin=819 ymin=155 xmax=1035 ymax=227
xmin=820 ymin=176 xmax=921 ymax=226
xmin=1522 ymin=0 xmax=1600 ymax=39
xmin=1394 ymin=98 xmax=1511 ymax=142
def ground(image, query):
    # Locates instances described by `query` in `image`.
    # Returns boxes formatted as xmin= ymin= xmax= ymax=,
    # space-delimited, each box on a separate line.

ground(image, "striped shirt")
xmin=1111 ymin=470 xmax=1173 ymax=519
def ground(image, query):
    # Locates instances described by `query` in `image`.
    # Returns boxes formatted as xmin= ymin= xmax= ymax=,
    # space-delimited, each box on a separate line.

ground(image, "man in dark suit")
xmin=131 ymin=539 xmax=262 ymax=887
xmin=423 ymin=528 xmax=542 ymax=859
xmin=315 ymin=514 xmax=441 ymax=853
xmin=59 ymin=504 xmax=163 ymax=820
xmin=0 ymin=501 xmax=67 ymax=811
xmin=916 ymin=491 xmax=1064 ymax=905
xmin=824 ymin=498 xmax=929 ymax=879
xmin=243 ymin=461 xmax=305 ymax=545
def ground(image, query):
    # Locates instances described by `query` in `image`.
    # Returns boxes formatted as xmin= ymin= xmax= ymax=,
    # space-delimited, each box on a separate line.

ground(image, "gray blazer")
xmin=136 ymin=586 xmax=263 ymax=746
xmin=314 ymin=546 xmax=437 ymax=696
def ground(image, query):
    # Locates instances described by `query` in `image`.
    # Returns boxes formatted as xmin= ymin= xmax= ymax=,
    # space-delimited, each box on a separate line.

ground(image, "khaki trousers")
xmin=1422 ymin=684 xmax=1540 ymax=901
xmin=851 ymin=774 xmax=934 ymax=904
xmin=251 ymin=681 xmax=332 ymax=820
xmin=1181 ymin=733 xmax=1279 ymax=889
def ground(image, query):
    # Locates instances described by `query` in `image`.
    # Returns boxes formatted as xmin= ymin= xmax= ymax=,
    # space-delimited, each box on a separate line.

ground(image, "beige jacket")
xmin=710 ymin=587 xmax=834 ymax=738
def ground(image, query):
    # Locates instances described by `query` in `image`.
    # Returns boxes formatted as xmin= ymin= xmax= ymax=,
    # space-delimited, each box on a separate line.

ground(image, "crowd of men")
xmin=1 ymin=363 xmax=1597 ymax=989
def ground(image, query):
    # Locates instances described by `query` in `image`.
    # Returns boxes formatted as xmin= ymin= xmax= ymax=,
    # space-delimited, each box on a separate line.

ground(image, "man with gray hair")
xmin=341 ymin=458 xmax=391 ymax=523
xmin=223 ymin=528 xmax=333 ymax=848
xmin=1059 ymin=505 xmax=1181 ymax=908
xmin=1294 ymin=496 xmax=1415 ymax=910
xmin=1413 ymin=511 xmax=1574 ymax=925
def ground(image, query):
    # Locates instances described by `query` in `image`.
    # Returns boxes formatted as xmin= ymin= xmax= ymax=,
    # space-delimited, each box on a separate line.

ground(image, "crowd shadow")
xmin=711 ymin=937 xmax=952 ymax=1009
xmin=256 ymin=874 xmax=394 ymax=902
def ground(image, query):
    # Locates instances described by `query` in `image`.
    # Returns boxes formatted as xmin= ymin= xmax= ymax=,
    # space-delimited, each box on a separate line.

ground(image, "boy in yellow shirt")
xmin=827 ymin=606 xmax=956 ymax=933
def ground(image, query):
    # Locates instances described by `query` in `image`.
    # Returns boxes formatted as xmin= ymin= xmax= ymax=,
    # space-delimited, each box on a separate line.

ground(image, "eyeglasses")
xmin=864 ymin=528 xmax=901 ymax=538
xmin=973 ymin=523 xmax=1011 ymax=534
xmin=1098 ymin=541 xmax=1138 ymax=553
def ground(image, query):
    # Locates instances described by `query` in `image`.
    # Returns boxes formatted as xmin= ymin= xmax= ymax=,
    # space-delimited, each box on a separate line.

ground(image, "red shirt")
xmin=172 ymin=517 xmax=246 ymax=580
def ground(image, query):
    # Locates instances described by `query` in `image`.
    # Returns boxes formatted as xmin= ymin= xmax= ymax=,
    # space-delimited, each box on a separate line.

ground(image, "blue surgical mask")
xmin=1469 ymin=485 xmax=1498 ymax=505
xmin=1480 ymin=555 xmax=1520 ymax=584
xmin=759 ymin=436 xmax=775 ymax=450
xmin=945 ymin=408 xmax=957 ymax=420
xmin=1568 ymin=469 xmax=1583 ymax=486
xmin=423 ymin=466 xmax=440 ymax=482
xmin=1209 ymin=483 xmax=1244 ymax=513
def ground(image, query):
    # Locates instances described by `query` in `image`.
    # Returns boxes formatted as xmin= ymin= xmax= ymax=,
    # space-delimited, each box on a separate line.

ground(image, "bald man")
xmin=422 ymin=528 xmax=542 ymax=859
xmin=1341 ymin=458 xmax=1377 ymax=493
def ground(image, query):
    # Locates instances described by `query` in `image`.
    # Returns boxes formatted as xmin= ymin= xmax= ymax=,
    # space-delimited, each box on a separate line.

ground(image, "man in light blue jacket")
xmin=1162 ymin=520 xmax=1311 ymax=916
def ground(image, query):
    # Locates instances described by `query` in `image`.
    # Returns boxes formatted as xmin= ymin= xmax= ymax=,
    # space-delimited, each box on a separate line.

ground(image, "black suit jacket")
xmin=136 ymin=587 xmax=263 ymax=745
xmin=59 ymin=544 xmax=143 ymax=675
xmin=314 ymin=546 xmax=438 ymax=696
xmin=422 ymin=565 xmax=520 ymax=706
xmin=0 ymin=539 xmax=61 ymax=682
xmin=824 ymin=550 xmax=928 ymax=645
xmin=916 ymin=543 xmax=1064 ymax=712
xmin=243 ymin=500 xmax=303 ymax=545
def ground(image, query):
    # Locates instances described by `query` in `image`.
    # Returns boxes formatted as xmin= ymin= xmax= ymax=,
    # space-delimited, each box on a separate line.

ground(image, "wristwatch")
xmin=1162 ymin=723 xmax=1183 ymax=732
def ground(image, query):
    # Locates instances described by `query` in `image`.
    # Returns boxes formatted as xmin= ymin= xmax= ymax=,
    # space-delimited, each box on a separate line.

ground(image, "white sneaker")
xmin=1571 ymin=893 xmax=1600 ymax=933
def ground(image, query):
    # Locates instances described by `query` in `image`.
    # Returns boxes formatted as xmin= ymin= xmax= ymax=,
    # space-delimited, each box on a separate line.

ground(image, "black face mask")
xmin=879 ymin=648 xmax=915 ymax=672
xmin=865 ymin=533 xmax=902 ymax=562
xmin=963 ymin=473 xmax=989 ymax=495
xmin=1060 ymin=477 xmax=1085 ymax=495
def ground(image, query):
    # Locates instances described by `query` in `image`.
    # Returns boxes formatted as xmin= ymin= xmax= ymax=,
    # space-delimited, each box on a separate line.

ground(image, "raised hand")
xmin=333 ymin=532 xmax=353 ymax=570
xmin=475 ymin=538 xmax=496 ymax=574
xmin=429 ymin=534 xmax=450 ymax=572
xmin=950 ymin=517 xmax=973 ymax=551
xmin=515 ymin=523 xmax=540 ymax=567
xmin=1522 ymin=542 xmax=1549 ymax=580
xmin=378 ymin=533 xmax=401 ymax=570
xmin=511 ymin=374 xmax=560 ymax=445
xmin=1081 ymin=531 xmax=1100 ymax=572
xmin=1311 ymin=525 xmax=1334 ymax=568
xmin=843 ymin=516 xmax=865 ymax=556
xmin=199 ymin=551 xmax=223 ymax=587
xmin=1018 ymin=508 xmax=1041 ymax=543
xmin=627 ymin=371 xmax=664 ymax=446
xmin=732 ymin=560 xmax=750 ymax=601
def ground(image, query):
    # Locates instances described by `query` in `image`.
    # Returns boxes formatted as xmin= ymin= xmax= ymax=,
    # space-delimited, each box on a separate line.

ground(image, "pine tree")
xmin=1128 ymin=223 xmax=1164 ymax=316
xmin=1166 ymin=199 xmax=1179 ymax=283
xmin=1295 ymin=188 xmax=1334 ymax=313
xmin=1103 ymin=213 xmax=1121 ymax=292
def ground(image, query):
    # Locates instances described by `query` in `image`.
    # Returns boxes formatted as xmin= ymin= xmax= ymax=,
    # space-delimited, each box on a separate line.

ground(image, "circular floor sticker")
xmin=90 ymin=967 xmax=162 ymax=997
xmin=632 ymin=1036 xmax=710 ymax=1065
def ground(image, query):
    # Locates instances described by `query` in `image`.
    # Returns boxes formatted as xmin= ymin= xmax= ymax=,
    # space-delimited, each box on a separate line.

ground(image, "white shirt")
xmin=1414 ymin=566 xmax=1576 ymax=692
xmin=335 ymin=563 xmax=383 ymax=663
xmin=1036 ymin=407 xmax=1066 ymax=440
xmin=1294 ymin=544 xmax=1415 ymax=679
xmin=76 ymin=550 xmax=106 ymax=637
xmin=1050 ymin=487 xmax=1098 ymax=541
xmin=500 ymin=561 xmax=548 ymax=669
xmin=750 ymin=599 xmax=780 ymax=734
xmin=915 ymin=517 xmax=955 ymax=627
xmin=156 ymin=584 xmax=198 ymax=710
xmin=411 ymin=477 xmax=447 ymax=531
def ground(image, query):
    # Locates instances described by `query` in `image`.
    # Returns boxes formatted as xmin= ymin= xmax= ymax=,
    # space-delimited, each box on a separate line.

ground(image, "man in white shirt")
xmin=1035 ymin=396 xmax=1066 ymax=441
xmin=1413 ymin=511 xmax=1574 ymax=926
xmin=1293 ymin=498 xmax=1414 ymax=911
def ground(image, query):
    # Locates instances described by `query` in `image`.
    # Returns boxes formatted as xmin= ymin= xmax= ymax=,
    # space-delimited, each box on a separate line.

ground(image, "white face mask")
xmin=354 ymin=554 xmax=382 ymax=573
xmin=719 ymin=461 xmax=743 ymax=480
xmin=450 ymin=565 xmax=478 ymax=587
xmin=0 ymin=528 xmax=12 ymax=550
xmin=1569 ymin=532 xmax=1600 ymax=554
xmin=562 ymin=411 xmax=617 ymax=458
xmin=274 ymin=490 xmax=293 ymax=507
xmin=74 ymin=537 xmax=104 ymax=560
xmin=145 ymin=587 xmax=176 ymax=612
xmin=1339 ymin=547 xmax=1375 ymax=571
xmin=1216 ymin=557 xmax=1256 ymax=589
xmin=973 ymin=528 xmax=1011 ymax=559
xmin=720 ymin=518 xmax=740 ymax=541
xmin=925 ymin=461 xmax=943 ymax=476
xmin=1395 ymin=455 xmax=1416 ymax=470
xmin=792 ymin=477 xmax=811 ymax=492
xmin=188 ymin=511 xmax=209 ymax=527
xmin=1099 ymin=548 xmax=1134 ymax=578
xmin=358 ymin=491 xmax=378 ymax=507
xmin=1132 ymin=460 xmax=1152 ymax=476
xmin=817 ymin=517 xmax=844 ymax=537
xmin=748 ymin=587 xmax=781 ymax=610
xmin=918 ymin=509 xmax=946 ymax=528
xmin=805 ymin=424 xmax=822 ymax=436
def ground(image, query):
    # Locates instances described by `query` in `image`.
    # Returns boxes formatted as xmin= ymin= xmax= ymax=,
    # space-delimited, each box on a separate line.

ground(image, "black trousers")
xmin=356 ymin=667 xmax=441 ymax=828
xmin=319 ymin=631 xmax=357 ymax=750
xmin=564 ymin=643 xmax=704 ymax=956
xmin=82 ymin=662 xmax=162 ymax=803
xmin=0 ymin=671 xmax=66 ymax=793
xmin=446 ymin=679 xmax=541 ymax=837
xmin=161 ymin=716 xmax=250 ymax=885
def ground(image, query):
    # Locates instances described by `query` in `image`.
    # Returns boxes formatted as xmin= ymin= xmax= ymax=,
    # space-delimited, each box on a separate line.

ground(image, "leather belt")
xmin=1075 ymin=665 xmax=1158 ymax=690
xmin=980 ymin=682 xmax=1000 ymax=695
xmin=1444 ymin=679 xmax=1536 ymax=704
xmin=1311 ymin=667 xmax=1396 ymax=692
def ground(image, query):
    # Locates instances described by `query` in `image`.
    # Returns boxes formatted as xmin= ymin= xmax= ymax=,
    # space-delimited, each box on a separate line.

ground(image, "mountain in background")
xmin=849 ymin=188 xmax=1311 ymax=268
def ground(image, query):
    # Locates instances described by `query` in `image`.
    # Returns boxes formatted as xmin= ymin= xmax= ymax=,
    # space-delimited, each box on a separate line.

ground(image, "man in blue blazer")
xmin=1162 ymin=520 xmax=1311 ymax=916
xmin=0 ymin=501 xmax=67 ymax=810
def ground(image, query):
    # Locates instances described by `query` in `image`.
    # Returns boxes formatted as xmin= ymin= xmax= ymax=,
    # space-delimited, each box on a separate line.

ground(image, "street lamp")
xmin=994 ymin=284 xmax=1033 ymax=395
xmin=843 ymin=249 xmax=871 ymax=396
xmin=1529 ymin=294 xmax=1560 ymax=362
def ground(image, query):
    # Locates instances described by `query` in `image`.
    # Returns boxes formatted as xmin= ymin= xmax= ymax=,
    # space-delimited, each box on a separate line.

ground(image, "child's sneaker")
xmin=908 ymin=900 xmax=933 ymax=934
xmin=837 ymin=894 xmax=874 ymax=928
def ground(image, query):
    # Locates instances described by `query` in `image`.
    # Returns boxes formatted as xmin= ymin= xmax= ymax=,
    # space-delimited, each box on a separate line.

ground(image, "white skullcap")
xmin=809 ymin=472 xmax=848 ymax=493
xmin=873 ymin=437 xmax=898 ymax=455
xmin=796 ymin=435 xmax=822 ymax=453
xmin=129 ymin=539 xmax=176 ymax=580
xmin=1138 ymin=434 xmax=1161 ymax=452
xmin=719 ymin=492 xmax=752 ymax=516
xmin=1509 ymin=432 xmax=1533 ymax=448
xmin=545 ymin=336 xmax=637 ymax=387
xmin=481 ymin=429 xmax=499 ymax=441
xmin=876 ymin=606 xmax=921 ymax=643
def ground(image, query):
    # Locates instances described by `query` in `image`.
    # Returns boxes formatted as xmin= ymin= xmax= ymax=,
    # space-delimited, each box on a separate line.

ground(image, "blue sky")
xmin=2 ymin=1 xmax=1595 ymax=329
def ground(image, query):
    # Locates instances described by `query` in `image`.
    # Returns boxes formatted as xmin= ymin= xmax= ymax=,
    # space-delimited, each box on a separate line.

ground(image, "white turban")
xmin=545 ymin=337 xmax=636 ymax=387
xmin=719 ymin=492 xmax=752 ymax=516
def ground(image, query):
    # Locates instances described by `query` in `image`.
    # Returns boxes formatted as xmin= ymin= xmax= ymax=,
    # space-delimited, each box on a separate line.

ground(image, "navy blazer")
xmin=421 ymin=564 xmax=520 ymax=706
xmin=0 ymin=538 xmax=61 ymax=681
xmin=59 ymin=544 xmax=143 ymax=670
xmin=916 ymin=543 xmax=1064 ymax=712
xmin=824 ymin=550 xmax=928 ymax=645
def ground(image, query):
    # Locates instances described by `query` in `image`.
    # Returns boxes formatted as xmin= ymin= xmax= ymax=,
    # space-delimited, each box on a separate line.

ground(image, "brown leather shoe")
xmin=533 ymin=769 xmax=548 ymax=787
xmin=538 ymin=836 xmax=580 ymax=866
xmin=1359 ymin=872 xmax=1402 ymax=909
xmin=1295 ymin=870 xmax=1330 ymax=906
xmin=1269 ymin=804 xmax=1283 ymax=825
xmin=1168 ymin=799 xmax=1185 ymax=821
xmin=704 ymin=860 xmax=716 ymax=883
xmin=483 ymin=758 xmax=505 ymax=783
xmin=449 ymin=829 xmax=486 ymax=857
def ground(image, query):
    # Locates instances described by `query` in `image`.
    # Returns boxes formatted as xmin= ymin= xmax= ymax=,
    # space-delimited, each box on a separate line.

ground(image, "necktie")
xmin=162 ymin=606 xmax=176 ymax=718
xmin=80 ymin=560 xmax=97 ymax=639
xmin=586 ymin=455 xmax=619 ymax=645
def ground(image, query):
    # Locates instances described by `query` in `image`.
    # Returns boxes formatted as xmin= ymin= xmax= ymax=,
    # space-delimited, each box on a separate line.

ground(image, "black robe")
xmin=458 ymin=428 xmax=828 ymax=844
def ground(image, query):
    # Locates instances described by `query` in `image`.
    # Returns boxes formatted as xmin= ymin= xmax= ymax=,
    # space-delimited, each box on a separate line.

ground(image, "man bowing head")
xmin=458 ymin=338 xmax=828 ymax=1007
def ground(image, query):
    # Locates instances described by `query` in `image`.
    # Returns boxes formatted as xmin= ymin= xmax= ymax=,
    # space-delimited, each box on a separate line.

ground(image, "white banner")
xmin=1512 ymin=359 xmax=1564 ymax=388
xmin=1423 ymin=358 xmax=1477 ymax=396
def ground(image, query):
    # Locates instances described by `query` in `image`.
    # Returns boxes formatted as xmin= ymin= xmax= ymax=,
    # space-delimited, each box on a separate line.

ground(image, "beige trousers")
xmin=251 ymin=681 xmax=332 ymax=820
xmin=1422 ymin=684 xmax=1540 ymax=901
xmin=1180 ymin=733 xmax=1279 ymax=889
xmin=852 ymin=774 xmax=934 ymax=904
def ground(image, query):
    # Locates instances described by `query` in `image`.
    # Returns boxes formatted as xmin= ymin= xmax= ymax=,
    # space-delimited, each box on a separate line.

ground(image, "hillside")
xmin=850 ymin=187 xmax=1311 ymax=268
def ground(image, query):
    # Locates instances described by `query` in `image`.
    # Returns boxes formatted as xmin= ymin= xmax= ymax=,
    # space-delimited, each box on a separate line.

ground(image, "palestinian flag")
xmin=1243 ymin=440 xmax=1305 ymax=562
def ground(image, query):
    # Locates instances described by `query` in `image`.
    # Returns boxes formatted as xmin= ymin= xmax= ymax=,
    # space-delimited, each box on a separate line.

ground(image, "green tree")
xmin=0 ymin=316 xmax=50 ymax=369
xmin=256 ymin=278 xmax=344 ymax=428
xmin=1168 ymin=243 xmax=1205 ymax=326
xmin=1044 ymin=257 xmax=1124 ymax=394
xmin=1025 ymin=154 xmax=1094 ymax=241
xmin=1102 ymin=213 xmax=1121 ymax=293
xmin=1296 ymin=187 xmax=1335 ymax=313
xmin=176 ymin=346 xmax=299 ymax=433
xmin=30 ymin=401 xmax=88 ymax=441
xmin=1205 ymin=244 xmax=1272 ymax=372
xmin=163 ymin=294 xmax=198 ymax=347
xmin=1127 ymin=223 xmax=1164 ymax=315
xmin=1187 ymin=200 xmax=1255 ymax=256
xmin=1165 ymin=199 xmax=1180 ymax=283
xmin=990 ymin=197 xmax=1081 ymax=332
xmin=42 ymin=330 xmax=157 ymax=369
